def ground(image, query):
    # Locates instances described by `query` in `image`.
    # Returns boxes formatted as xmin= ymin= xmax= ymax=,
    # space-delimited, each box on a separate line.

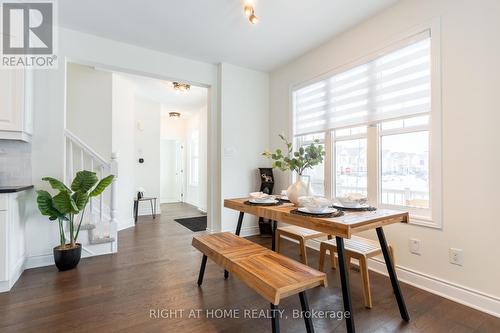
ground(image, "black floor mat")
xmin=174 ymin=216 xmax=207 ymax=232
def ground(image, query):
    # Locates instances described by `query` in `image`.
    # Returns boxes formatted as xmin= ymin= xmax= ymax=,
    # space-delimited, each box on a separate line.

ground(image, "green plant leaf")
xmin=72 ymin=191 xmax=89 ymax=211
xmin=71 ymin=170 xmax=98 ymax=193
xmin=41 ymin=177 xmax=70 ymax=192
xmin=53 ymin=191 xmax=79 ymax=214
xmin=90 ymin=175 xmax=114 ymax=197
xmin=36 ymin=190 xmax=64 ymax=220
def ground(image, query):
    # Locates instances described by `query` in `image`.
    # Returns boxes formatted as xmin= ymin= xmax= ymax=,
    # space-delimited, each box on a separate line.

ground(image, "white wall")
xmin=219 ymin=63 xmax=269 ymax=234
xmin=66 ymin=63 xmax=112 ymax=159
xmin=27 ymin=27 xmax=220 ymax=266
xmin=134 ymin=97 xmax=161 ymax=214
xmin=269 ymin=0 xmax=500 ymax=315
xmin=112 ymin=74 xmax=136 ymax=230
xmin=184 ymin=106 xmax=208 ymax=211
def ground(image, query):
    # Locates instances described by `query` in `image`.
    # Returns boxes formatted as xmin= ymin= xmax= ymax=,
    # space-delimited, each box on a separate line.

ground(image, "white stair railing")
xmin=64 ymin=129 xmax=118 ymax=240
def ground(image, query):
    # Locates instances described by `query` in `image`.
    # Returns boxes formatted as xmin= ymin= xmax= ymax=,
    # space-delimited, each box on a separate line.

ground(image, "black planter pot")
xmin=53 ymin=243 xmax=82 ymax=271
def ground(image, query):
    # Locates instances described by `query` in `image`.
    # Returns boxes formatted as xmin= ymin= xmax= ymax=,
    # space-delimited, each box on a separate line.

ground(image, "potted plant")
xmin=36 ymin=170 xmax=114 ymax=271
xmin=262 ymin=134 xmax=325 ymax=205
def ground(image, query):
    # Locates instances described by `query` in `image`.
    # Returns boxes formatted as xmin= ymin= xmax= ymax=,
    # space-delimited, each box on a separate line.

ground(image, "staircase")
xmin=65 ymin=129 xmax=118 ymax=256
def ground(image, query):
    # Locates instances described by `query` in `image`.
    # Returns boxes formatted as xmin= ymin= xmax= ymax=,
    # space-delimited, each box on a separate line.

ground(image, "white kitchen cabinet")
xmin=0 ymin=69 xmax=33 ymax=142
xmin=0 ymin=188 xmax=31 ymax=292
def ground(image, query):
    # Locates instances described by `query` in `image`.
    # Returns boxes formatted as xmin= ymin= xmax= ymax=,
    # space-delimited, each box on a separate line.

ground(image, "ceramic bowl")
xmin=249 ymin=192 xmax=267 ymax=199
xmin=337 ymin=194 xmax=367 ymax=208
xmin=299 ymin=196 xmax=332 ymax=212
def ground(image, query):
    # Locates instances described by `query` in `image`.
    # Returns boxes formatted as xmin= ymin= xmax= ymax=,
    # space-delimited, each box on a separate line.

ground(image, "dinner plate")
xmin=332 ymin=203 xmax=370 ymax=210
xmin=249 ymin=198 xmax=278 ymax=204
xmin=297 ymin=207 xmax=337 ymax=215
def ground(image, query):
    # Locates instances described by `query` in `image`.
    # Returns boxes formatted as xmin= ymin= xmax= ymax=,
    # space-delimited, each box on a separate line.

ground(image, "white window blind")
xmin=294 ymin=31 xmax=431 ymax=136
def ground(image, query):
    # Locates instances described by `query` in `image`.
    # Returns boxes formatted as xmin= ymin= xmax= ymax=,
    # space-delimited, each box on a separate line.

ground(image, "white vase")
xmin=287 ymin=175 xmax=313 ymax=206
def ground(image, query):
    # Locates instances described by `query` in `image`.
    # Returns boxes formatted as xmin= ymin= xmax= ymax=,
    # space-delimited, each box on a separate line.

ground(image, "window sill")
xmin=408 ymin=215 xmax=442 ymax=229
xmin=378 ymin=204 xmax=441 ymax=229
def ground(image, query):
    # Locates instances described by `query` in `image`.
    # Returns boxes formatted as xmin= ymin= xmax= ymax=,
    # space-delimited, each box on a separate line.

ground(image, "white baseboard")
xmin=367 ymin=258 xmax=500 ymax=318
xmin=24 ymin=253 xmax=54 ymax=269
xmin=300 ymin=238 xmax=500 ymax=318
xmin=24 ymin=245 xmax=114 ymax=271
xmin=0 ymin=255 xmax=26 ymax=292
xmin=238 ymin=226 xmax=260 ymax=237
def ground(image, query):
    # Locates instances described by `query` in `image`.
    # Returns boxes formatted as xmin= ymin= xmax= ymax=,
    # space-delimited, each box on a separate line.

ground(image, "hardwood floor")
xmin=0 ymin=202 xmax=498 ymax=332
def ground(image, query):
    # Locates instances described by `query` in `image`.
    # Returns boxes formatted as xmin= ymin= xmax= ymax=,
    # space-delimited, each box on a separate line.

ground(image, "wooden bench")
xmin=275 ymin=225 xmax=332 ymax=266
xmin=192 ymin=232 xmax=327 ymax=333
xmin=319 ymin=235 xmax=394 ymax=308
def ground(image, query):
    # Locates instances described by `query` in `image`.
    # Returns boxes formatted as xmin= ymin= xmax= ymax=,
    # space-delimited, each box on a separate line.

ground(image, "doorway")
xmin=66 ymin=61 xmax=211 ymax=232
xmin=160 ymin=139 xmax=184 ymax=203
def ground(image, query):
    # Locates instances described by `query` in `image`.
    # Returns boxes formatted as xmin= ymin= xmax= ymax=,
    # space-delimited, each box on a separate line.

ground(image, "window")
xmin=380 ymin=116 xmax=430 ymax=211
xmin=294 ymin=133 xmax=325 ymax=196
xmin=189 ymin=130 xmax=200 ymax=186
xmin=292 ymin=25 xmax=442 ymax=228
xmin=334 ymin=127 xmax=367 ymax=198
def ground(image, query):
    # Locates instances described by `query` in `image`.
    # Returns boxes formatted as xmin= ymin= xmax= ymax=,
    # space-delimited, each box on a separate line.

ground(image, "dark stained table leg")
xmin=150 ymin=199 xmax=155 ymax=219
xmin=376 ymin=227 xmax=410 ymax=321
xmin=271 ymin=220 xmax=278 ymax=251
xmin=197 ymin=255 xmax=208 ymax=286
xmin=235 ymin=212 xmax=244 ymax=236
xmin=336 ymin=236 xmax=355 ymax=333
xmin=299 ymin=291 xmax=314 ymax=333
xmin=271 ymin=303 xmax=280 ymax=333
xmin=225 ymin=212 xmax=245 ymax=279
xmin=133 ymin=200 xmax=138 ymax=224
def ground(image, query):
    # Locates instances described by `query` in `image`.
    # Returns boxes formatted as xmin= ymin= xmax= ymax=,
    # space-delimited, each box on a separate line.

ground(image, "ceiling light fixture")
xmin=243 ymin=4 xmax=258 ymax=24
xmin=172 ymin=82 xmax=190 ymax=93
xmin=249 ymin=13 xmax=258 ymax=24
xmin=244 ymin=5 xmax=253 ymax=17
xmin=169 ymin=112 xmax=181 ymax=118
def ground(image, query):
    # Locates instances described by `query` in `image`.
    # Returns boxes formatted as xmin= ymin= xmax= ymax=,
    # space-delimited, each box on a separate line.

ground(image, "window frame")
xmin=377 ymin=116 xmax=432 ymax=222
xmin=332 ymin=128 xmax=368 ymax=200
xmin=289 ymin=19 xmax=442 ymax=229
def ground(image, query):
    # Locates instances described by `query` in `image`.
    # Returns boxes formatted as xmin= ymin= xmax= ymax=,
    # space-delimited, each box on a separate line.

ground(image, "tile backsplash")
xmin=0 ymin=140 xmax=32 ymax=186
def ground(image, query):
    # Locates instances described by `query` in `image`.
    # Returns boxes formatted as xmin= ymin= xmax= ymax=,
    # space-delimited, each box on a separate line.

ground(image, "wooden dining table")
xmin=224 ymin=197 xmax=410 ymax=333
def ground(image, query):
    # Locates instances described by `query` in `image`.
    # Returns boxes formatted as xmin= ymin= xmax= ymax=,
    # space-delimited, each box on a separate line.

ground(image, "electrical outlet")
xmin=449 ymin=248 xmax=463 ymax=266
xmin=409 ymin=238 xmax=421 ymax=255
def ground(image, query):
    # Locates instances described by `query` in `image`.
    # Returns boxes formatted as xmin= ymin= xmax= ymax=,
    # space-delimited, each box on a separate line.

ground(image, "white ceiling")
xmin=59 ymin=0 xmax=399 ymax=71
xmin=116 ymin=72 xmax=207 ymax=115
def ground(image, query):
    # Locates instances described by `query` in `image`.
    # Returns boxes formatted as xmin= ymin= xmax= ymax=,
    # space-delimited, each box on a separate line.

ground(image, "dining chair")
xmin=318 ymin=235 xmax=395 ymax=308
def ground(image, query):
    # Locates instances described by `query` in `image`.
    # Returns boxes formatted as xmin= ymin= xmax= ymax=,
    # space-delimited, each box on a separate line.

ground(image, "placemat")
xmin=244 ymin=200 xmax=284 ymax=207
xmin=290 ymin=209 xmax=344 ymax=218
xmin=331 ymin=205 xmax=377 ymax=212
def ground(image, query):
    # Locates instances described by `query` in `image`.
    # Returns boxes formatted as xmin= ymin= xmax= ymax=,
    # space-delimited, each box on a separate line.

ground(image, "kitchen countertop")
xmin=0 ymin=185 xmax=34 ymax=193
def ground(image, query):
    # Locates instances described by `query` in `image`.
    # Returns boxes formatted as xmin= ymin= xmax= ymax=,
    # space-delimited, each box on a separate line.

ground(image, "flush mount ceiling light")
xmin=172 ymin=82 xmax=190 ymax=93
xmin=244 ymin=4 xmax=258 ymax=24
xmin=169 ymin=112 xmax=181 ymax=118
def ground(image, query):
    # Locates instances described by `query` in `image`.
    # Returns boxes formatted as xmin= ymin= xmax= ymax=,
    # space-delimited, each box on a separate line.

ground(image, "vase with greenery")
xmin=262 ymin=134 xmax=325 ymax=205
xmin=36 ymin=170 xmax=114 ymax=271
